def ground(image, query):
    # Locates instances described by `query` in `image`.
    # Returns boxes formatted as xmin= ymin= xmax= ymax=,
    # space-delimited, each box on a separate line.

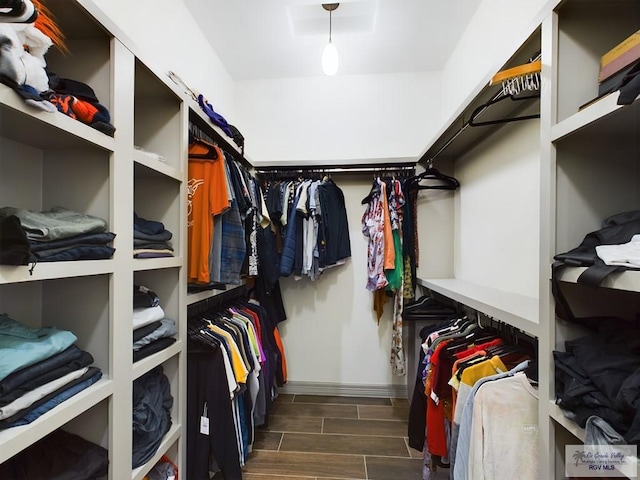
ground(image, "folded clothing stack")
xmin=134 ymin=212 xmax=174 ymax=259
xmin=0 ymin=428 xmax=109 ymax=479
xmin=133 ymin=285 xmax=177 ymax=362
xmin=0 ymin=206 xmax=115 ymax=265
xmin=0 ymin=313 xmax=102 ymax=429
xmin=46 ymin=71 xmax=116 ymax=137
xmin=133 ymin=366 xmax=173 ymax=468
xmin=555 ymin=325 xmax=640 ymax=444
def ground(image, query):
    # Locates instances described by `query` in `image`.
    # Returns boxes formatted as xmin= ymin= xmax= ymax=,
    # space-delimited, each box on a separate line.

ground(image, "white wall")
xmin=91 ymin=0 xmax=236 ymax=118
xmin=234 ymin=72 xmax=441 ymax=163
xmin=440 ymin=0 xmax=551 ymax=122
xmin=454 ymin=120 xmax=541 ymax=298
xmin=277 ymin=175 xmax=406 ymax=388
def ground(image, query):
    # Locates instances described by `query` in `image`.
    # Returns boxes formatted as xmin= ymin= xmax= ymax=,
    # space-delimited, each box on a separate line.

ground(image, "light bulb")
xmin=322 ymin=41 xmax=339 ymax=76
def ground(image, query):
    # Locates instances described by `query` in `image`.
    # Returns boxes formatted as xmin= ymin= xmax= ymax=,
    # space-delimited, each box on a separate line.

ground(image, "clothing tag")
xmin=200 ymin=416 xmax=210 ymax=435
xmin=200 ymin=402 xmax=209 ymax=435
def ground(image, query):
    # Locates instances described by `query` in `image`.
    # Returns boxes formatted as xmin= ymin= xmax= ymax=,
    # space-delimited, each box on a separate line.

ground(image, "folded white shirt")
xmin=0 ymin=367 xmax=89 ymax=419
xmin=596 ymin=234 xmax=640 ymax=268
xmin=133 ymin=305 xmax=165 ymax=329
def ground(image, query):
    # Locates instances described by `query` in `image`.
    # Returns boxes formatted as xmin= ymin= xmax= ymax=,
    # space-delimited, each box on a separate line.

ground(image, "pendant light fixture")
xmin=321 ymin=3 xmax=339 ymax=76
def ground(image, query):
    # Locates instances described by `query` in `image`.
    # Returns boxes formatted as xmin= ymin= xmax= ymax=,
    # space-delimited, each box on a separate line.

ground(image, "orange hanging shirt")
xmin=187 ymin=142 xmax=229 ymax=284
xmin=380 ymin=181 xmax=395 ymax=270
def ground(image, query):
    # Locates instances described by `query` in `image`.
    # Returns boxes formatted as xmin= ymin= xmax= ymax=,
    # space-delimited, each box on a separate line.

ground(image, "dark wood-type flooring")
xmin=242 ymin=394 xmax=424 ymax=480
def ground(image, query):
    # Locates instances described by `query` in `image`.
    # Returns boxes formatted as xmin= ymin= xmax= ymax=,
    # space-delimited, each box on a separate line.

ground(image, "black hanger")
xmin=410 ymin=167 xmax=460 ymax=191
xmin=469 ymin=92 xmax=540 ymax=127
xmin=361 ymin=178 xmax=381 ymax=204
xmin=189 ymin=138 xmax=219 ymax=160
xmin=189 ymin=123 xmax=220 ymax=160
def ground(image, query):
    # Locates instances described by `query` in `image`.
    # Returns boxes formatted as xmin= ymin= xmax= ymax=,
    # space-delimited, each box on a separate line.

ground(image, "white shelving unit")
xmin=0 ymin=1 xmax=120 ymax=475
xmin=415 ymin=0 xmax=640 ymax=478
xmin=0 ymin=0 xmax=211 ymax=477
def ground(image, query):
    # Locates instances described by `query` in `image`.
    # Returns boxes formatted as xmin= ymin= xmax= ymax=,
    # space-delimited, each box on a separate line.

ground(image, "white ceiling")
xmin=182 ymin=0 xmax=482 ymax=80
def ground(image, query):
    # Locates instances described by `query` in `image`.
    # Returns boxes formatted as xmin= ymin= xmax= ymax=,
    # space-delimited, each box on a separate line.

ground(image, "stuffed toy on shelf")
xmin=0 ymin=0 xmax=66 ymax=110
xmin=0 ymin=0 xmax=115 ymax=136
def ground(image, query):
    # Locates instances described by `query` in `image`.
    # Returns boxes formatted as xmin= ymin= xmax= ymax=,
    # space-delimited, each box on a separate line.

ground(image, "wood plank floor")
xmin=241 ymin=394 xmax=424 ymax=480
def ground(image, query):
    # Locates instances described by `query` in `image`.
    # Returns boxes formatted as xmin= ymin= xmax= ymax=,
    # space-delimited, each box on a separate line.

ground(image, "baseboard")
xmin=278 ymin=381 xmax=408 ymax=399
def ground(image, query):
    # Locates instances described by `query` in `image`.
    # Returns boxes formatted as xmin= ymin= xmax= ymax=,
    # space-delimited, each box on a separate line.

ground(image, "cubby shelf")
xmin=0 ymin=378 xmax=113 ymax=464
xmin=133 ymin=257 xmax=183 ymax=272
xmin=131 ymin=424 xmax=182 ymax=480
xmin=555 ymin=267 xmax=640 ymax=293
xmin=549 ymin=401 xmax=585 ymax=442
xmin=0 ymin=86 xmax=115 ymax=152
xmin=132 ymin=342 xmax=183 ymax=381
xmin=551 ymin=91 xmax=628 ymax=142
xmin=0 ymin=261 xmax=115 ymax=284
xmin=134 ymin=150 xmax=182 ymax=182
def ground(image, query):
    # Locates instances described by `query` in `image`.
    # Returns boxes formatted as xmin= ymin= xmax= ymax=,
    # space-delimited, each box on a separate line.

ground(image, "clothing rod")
xmin=420 ymin=89 xmax=505 ymax=165
xmin=189 ymin=121 xmax=216 ymax=145
xmin=188 ymin=118 xmax=252 ymax=171
xmin=255 ymin=163 xmax=416 ymax=175
xmin=187 ymin=285 xmax=248 ymax=318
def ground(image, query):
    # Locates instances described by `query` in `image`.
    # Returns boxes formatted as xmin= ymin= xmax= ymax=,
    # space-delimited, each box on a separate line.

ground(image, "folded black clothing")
xmin=134 ymin=212 xmax=166 ymax=236
xmin=35 ymin=245 xmax=115 ymax=262
xmin=0 ymin=215 xmax=32 ymax=265
xmin=0 ymin=428 xmax=109 ymax=479
xmin=47 ymin=71 xmax=101 ymax=104
xmin=133 ymin=230 xmax=173 ymax=242
xmin=133 ymin=241 xmax=173 ymax=250
xmin=133 ymin=337 xmax=176 ymax=363
xmin=133 ymin=321 xmax=163 ymax=343
xmin=30 ymin=232 xmax=115 ymax=253
xmin=133 ymin=284 xmax=160 ymax=309
xmin=90 ymin=120 xmax=116 ymax=137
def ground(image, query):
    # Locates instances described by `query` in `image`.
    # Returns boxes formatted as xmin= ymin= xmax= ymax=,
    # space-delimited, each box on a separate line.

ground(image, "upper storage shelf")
xmin=418 ymin=278 xmax=540 ymax=337
xmin=134 ymin=60 xmax=184 ymax=172
xmin=418 ymin=29 xmax=542 ymax=164
xmin=0 ymin=0 xmax=115 ymax=151
xmin=45 ymin=0 xmax=113 ymax=115
xmin=188 ymin=107 xmax=252 ymax=170
xmin=0 ymin=85 xmax=114 ymax=151
xmin=554 ymin=0 xmax=640 ymax=125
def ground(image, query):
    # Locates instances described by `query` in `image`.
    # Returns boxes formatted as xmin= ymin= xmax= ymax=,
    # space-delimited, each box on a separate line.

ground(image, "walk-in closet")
xmin=0 ymin=0 xmax=639 ymax=479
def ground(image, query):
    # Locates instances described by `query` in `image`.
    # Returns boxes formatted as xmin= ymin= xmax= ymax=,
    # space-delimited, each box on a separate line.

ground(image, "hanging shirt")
xmin=385 ymin=179 xmax=405 ymax=292
xmin=362 ymin=179 xmax=388 ymax=291
xmin=187 ymin=142 xmax=230 ymax=284
xmin=468 ymin=373 xmax=539 ymax=480
xmin=380 ymin=181 xmax=395 ymax=270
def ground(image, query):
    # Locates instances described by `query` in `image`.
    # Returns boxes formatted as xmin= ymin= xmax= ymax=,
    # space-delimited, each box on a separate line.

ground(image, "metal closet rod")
xmin=189 ymin=120 xmax=252 ymax=170
xmin=187 ymin=285 xmax=249 ymax=319
xmin=255 ymin=162 xmax=416 ymax=176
